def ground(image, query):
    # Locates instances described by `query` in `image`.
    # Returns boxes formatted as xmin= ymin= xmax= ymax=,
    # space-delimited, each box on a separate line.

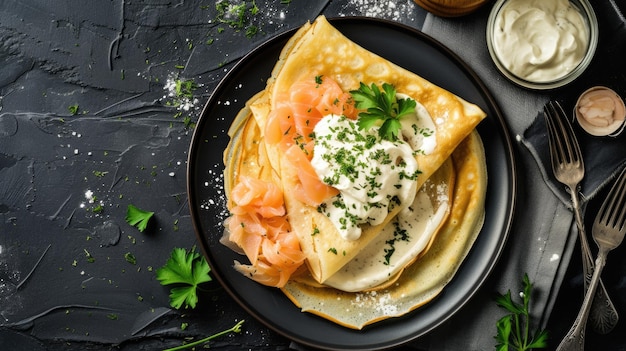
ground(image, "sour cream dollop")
xmin=491 ymin=0 xmax=589 ymax=82
xmin=311 ymin=101 xmax=436 ymax=241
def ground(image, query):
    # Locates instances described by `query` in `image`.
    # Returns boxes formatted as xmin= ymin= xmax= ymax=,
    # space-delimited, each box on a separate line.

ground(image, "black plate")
xmin=187 ymin=17 xmax=517 ymax=350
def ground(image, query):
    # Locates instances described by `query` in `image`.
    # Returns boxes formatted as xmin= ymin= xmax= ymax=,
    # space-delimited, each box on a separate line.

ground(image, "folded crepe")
xmin=248 ymin=16 xmax=486 ymax=283
xmin=282 ymin=130 xmax=487 ymax=329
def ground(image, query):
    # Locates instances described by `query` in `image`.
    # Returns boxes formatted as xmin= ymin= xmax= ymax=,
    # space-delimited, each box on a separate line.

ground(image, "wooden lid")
xmin=413 ymin=0 xmax=490 ymax=17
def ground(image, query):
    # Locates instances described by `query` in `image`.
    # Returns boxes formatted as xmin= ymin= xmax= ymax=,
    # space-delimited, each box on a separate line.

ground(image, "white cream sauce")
xmin=492 ymin=0 xmax=589 ymax=82
xmin=310 ymin=99 xmax=436 ymax=241
xmin=324 ymin=184 xmax=449 ymax=292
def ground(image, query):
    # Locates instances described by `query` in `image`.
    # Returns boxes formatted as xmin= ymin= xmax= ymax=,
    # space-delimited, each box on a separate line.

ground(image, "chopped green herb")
xmin=68 ymin=104 xmax=80 ymax=115
xmin=92 ymin=170 xmax=108 ymax=177
xmin=92 ymin=203 xmax=103 ymax=213
xmin=125 ymin=204 xmax=154 ymax=232
xmin=124 ymin=252 xmax=137 ymax=265
xmin=84 ymin=249 xmax=95 ymax=263
xmin=174 ymin=79 xmax=197 ymax=99
xmin=215 ymin=0 xmax=261 ymax=38
xmin=245 ymin=25 xmax=258 ymax=38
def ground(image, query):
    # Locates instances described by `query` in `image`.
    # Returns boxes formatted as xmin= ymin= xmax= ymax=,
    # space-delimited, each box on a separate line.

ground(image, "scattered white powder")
xmin=352 ymin=290 xmax=399 ymax=316
xmin=163 ymin=75 xmax=200 ymax=112
xmin=85 ymin=190 xmax=94 ymax=202
xmin=342 ymin=0 xmax=417 ymax=21
xmin=200 ymin=171 xmax=228 ymax=218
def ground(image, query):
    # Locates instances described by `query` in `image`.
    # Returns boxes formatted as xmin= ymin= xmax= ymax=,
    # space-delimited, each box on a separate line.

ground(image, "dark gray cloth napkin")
xmin=413 ymin=1 xmax=626 ymax=350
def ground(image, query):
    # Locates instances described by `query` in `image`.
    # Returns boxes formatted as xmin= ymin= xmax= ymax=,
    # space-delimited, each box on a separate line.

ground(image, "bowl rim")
xmin=486 ymin=0 xmax=599 ymax=90
xmin=574 ymin=86 xmax=626 ymax=137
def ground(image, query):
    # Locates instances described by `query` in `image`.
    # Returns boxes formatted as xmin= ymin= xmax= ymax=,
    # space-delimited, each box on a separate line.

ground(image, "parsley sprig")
xmin=350 ymin=82 xmax=416 ymax=141
xmin=156 ymin=247 xmax=212 ymax=309
xmin=495 ymin=274 xmax=548 ymax=351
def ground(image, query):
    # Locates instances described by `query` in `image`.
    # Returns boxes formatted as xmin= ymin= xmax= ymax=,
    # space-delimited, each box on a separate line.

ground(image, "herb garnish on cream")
xmin=311 ymin=84 xmax=437 ymax=241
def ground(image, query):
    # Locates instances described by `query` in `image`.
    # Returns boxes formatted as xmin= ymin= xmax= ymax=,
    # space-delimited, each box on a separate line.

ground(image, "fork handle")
xmin=556 ymin=249 xmax=609 ymax=351
xmin=570 ymin=188 xmax=619 ymax=334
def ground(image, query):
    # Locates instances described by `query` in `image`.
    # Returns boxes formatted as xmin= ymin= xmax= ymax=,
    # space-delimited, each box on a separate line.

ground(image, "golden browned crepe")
xmin=281 ymin=131 xmax=487 ymax=329
xmin=250 ymin=16 xmax=487 ymax=283
xmin=222 ymin=15 xmax=489 ymax=328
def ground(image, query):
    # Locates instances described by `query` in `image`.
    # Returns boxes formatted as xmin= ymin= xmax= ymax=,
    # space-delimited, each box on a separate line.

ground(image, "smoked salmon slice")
xmin=265 ymin=76 xmax=355 ymax=206
xmin=285 ymin=144 xmax=339 ymax=207
xmin=226 ymin=176 xmax=306 ymax=287
xmin=226 ymin=76 xmax=357 ymax=287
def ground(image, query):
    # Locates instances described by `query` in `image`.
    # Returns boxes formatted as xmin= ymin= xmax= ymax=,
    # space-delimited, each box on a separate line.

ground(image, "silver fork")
xmin=555 ymin=167 xmax=626 ymax=351
xmin=543 ymin=101 xmax=618 ymax=334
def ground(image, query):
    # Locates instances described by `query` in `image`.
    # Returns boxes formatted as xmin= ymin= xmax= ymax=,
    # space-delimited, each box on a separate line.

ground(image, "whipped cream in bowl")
xmin=486 ymin=0 xmax=598 ymax=90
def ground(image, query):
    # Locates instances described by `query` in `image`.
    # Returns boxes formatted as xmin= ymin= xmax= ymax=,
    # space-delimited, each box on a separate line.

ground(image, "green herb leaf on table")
xmin=350 ymin=82 xmax=417 ymax=141
xmin=156 ymin=247 xmax=212 ymax=309
xmin=125 ymin=204 xmax=154 ymax=232
xmin=68 ymin=104 xmax=80 ymax=115
xmin=495 ymin=274 xmax=548 ymax=351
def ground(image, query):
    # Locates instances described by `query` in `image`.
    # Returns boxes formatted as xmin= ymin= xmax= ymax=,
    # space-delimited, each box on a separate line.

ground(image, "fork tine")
xmin=545 ymin=101 xmax=583 ymax=165
xmin=598 ymin=168 xmax=626 ymax=230
xmin=544 ymin=103 xmax=564 ymax=171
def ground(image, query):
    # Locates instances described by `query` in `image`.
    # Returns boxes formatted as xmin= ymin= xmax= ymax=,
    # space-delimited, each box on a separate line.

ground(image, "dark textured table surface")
xmin=1 ymin=1 xmax=625 ymax=350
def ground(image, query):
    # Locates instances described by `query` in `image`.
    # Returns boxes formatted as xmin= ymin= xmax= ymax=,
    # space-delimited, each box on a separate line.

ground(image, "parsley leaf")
xmin=125 ymin=204 xmax=154 ymax=232
xmin=156 ymin=247 xmax=212 ymax=309
xmin=350 ymin=82 xmax=416 ymax=141
xmin=495 ymin=274 xmax=549 ymax=351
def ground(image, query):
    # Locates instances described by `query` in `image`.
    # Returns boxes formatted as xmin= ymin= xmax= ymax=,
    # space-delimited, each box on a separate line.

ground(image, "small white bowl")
xmin=575 ymin=86 xmax=626 ymax=137
xmin=486 ymin=0 xmax=598 ymax=90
